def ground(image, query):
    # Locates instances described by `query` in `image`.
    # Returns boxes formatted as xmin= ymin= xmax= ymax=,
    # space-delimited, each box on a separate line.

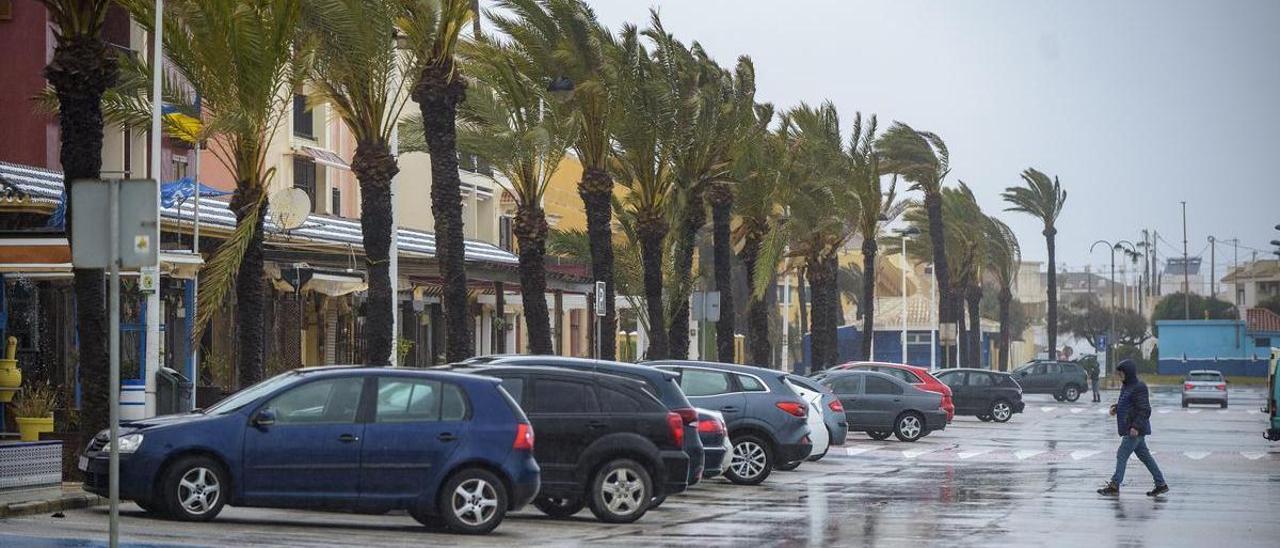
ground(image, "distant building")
xmin=1160 ymin=257 xmax=1205 ymax=297
xmin=1221 ymin=259 xmax=1280 ymax=309
xmin=1154 ymin=308 xmax=1280 ymax=377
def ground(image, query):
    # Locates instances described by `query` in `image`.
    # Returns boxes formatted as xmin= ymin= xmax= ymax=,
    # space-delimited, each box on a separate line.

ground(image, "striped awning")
xmin=295 ymin=145 xmax=349 ymax=170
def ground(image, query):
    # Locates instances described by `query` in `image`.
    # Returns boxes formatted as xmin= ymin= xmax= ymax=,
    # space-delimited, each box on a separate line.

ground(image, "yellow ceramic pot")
xmin=0 ymin=358 xmax=20 ymax=403
xmin=16 ymin=415 xmax=54 ymax=442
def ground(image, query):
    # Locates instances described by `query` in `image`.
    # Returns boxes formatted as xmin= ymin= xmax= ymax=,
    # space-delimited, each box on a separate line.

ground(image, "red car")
xmin=832 ymin=362 xmax=955 ymax=422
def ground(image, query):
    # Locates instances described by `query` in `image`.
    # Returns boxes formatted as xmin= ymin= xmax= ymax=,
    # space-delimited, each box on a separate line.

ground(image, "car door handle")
xmin=338 ymin=433 xmax=359 ymax=443
xmin=893 ymin=398 xmax=902 ymax=402
xmin=586 ymin=421 xmax=608 ymax=429
xmin=437 ymin=432 xmax=458 ymax=442
xmin=720 ymin=406 xmax=739 ymax=413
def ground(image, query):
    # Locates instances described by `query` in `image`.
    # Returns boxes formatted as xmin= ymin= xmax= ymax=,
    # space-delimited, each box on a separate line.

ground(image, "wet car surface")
xmin=5 ymin=386 xmax=1278 ymax=547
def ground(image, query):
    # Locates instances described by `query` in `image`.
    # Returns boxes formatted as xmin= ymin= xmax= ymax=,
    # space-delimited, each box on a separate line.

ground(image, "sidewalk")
xmin=0 ymin=483 xmax=103 ymax=518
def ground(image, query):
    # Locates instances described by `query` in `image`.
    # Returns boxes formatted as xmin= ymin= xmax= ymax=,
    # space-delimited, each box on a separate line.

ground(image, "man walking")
xmin=1090 ymin=364 xmax=1101 ymax=403
xmin=1098 ymin=359 xmax=1169 ymax=497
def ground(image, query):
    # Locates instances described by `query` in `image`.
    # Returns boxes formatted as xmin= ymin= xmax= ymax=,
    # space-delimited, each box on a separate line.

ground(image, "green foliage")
xmin=396 ymin=338 xmax=415 ymax=365
xmin=1257 ymin=294 xmax=1280 ymax=317
xmin=1002 ymin=168 xmax=1067 ymax=233
xmin=202 ymin=349 xmax=236 ymax=391
xmin=1059 ymin=294 xmax=1151 ymax=350
xmin=12 ymin=383 xmax=59 ymax=418
xmin=1150 ymin=292 xmax=1238 ymax=335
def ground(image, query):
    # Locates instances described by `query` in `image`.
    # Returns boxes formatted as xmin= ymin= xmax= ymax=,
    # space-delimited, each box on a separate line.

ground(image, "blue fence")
xmin=1156 ymin=358 xmax=1269 ymax=377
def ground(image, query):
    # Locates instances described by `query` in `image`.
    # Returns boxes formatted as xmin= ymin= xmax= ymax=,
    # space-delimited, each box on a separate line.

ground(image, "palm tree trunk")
xmin=667 ymin=186 xmax=706 ymax=360
xmin=352 ymin=141 xmax=398 ymax=365
xmin=232 ymin=190 xmax=267 ymax=387
xmin=859 ymin=238 xmax=877 ymax=361
xmin=514 ymin=204 xmax=553 ymax=354
xmin=578 ymin=166 xmax=616 ymax=360
xmin=966 ymin=284 xmax=982 ymax=367
xmin=1045 ymin=227 xmax=1058 ymax=360
xmin=807 ymin=255 xmax=838 ymax=371
xmin=638 ymin=215 xmax=669 ymax=360
xmin=45 ymin=31 xmax=118 ymax=440
xmin=709 ymin=184 xmax=735 ymax=363
xmin=797 ymin=265 xmax=808 ymax=368
xmin=412 ymin=62 xmax=471 ymax=362
xmin=924 ymin=190 xmax=956 ymax=363
xmin=998 ymin=285 xmax=1012 ymax=371
xmin=738 ymin=230 xmax=771 ymax=366
xmin=954 ymin=289 xmax=966 ymax=367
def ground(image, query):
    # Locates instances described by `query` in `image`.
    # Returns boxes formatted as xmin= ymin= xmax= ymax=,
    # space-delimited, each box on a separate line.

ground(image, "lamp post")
xmin=894 ymin=227 xmax=919 ymax=364
xmin=1090 ymin=239 xmax=1137 ymax=377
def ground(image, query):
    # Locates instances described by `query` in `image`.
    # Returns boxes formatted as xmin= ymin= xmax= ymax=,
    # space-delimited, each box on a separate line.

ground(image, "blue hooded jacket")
xmin=1115 ymin=359 xmax=1152 ymax=436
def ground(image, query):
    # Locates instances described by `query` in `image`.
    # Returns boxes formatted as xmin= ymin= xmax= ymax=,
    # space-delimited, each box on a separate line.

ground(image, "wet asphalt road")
xmin=4 ymin=386 xmax=1279 ymax=547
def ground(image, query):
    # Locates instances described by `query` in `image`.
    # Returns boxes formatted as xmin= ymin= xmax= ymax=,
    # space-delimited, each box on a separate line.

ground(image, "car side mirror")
xmin=253 ymin=409 xmax=276 ymax=428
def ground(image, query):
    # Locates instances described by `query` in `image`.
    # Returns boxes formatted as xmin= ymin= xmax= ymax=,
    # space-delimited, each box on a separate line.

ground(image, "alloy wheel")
xmin=601 ymin=468 xmax=645 ymax=517
xmin=992 ymin=402 xmax=1012 ymax=422
xmin=898 ymin=415 xmax=922 ymax=439
xmin=451 ymin=478 xmax=498 ymax=527
xmin=732 ymin=440 xmax=767 ymax=479
xmin=177 ymin=467 xmax=221 ymax=515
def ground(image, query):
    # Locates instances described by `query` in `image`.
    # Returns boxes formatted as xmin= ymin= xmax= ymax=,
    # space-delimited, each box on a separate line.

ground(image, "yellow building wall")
xmin=542 ymin=156 xmax=588 ymax=232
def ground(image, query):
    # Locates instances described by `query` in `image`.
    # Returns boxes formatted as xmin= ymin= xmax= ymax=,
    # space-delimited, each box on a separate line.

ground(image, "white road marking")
xmin=1040 ymin=407 xmax=1055 ymax=413
xmin=1188 ymin=409 xmax=1201 ymax=414
xmin=1184 ymin=451 xmax=1210 ymax=460
xmin=1241 ymin=452 xmax=1266 ymax=460
xmin=1070 ymin=450 xmax=1101 ymax=460
xmin=1071 ymin=408 xmax=1083 ymax=414
xmin=844 ymin=446 xmax=879 ymax=457
xmin=1014 ymin=450 xmax=1045 ymax=460
xmin=1157 ymin=409 xmax=1172 ymax=414
xmin=957 ymin=449 xmax=990 ymax=459
xmin=903 ymin=447 xmax=938 ymax=459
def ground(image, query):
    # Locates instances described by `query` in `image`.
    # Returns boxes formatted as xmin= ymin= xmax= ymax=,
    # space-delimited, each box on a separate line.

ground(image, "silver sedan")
xmin=1181 ymin=370 xmax=1228 ymax=408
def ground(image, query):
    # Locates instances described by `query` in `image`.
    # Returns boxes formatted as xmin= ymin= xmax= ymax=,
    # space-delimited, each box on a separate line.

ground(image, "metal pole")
xmin=1109 ymin=247 xmax=1116 ymax=376
xmin=1207 ymin=236 xmax=1216 ymax=300
xmin=1181 ymin=201 xmax=1189 ymax=319
xmin=142 ymin=0 xmax=164 ymax=419
xmin=389 ymin=109 xmax=400 ymax=365
xmin=190 ymin=92 xmax=201 ymax=405
xmin=901 ymin=234 xmax=908 ymax=364
xmin=929 ymin=265 xmax=936 ymax=371
xmin=108 ymin=179 xmax=121 ymax=548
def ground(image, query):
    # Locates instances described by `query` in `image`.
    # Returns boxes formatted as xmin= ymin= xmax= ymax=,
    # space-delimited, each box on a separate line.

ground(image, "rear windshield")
xmin=1187 ymin=372 xmax=1222 ymax=382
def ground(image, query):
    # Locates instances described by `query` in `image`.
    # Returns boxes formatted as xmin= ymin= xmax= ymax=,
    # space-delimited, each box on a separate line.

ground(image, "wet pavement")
xmin=4 ymin=386 xmax=1279 ymax=547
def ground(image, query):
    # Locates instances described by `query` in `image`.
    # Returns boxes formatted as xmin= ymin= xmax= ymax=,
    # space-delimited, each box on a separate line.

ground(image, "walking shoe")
xmin=1097 ymin=482 xmax=1120 ymax=496
xmin=1146 ymin=484 xmax=1169 ymax=497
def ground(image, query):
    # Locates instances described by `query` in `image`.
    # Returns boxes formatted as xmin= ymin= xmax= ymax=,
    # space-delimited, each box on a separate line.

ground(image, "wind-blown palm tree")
xmin=488 ymin=0 xmax=621 ymax=359
xmin=457 ymin=37 xmax=578 ymax=354
xmin=610 ymin=22 xmax=679 ymax=359
xmin=733 ymin=103 xmax=783 ymax=366
xmin=124 ymin=0 xmax=303 ymax=387
xmin=401 ymin=0 xmax=475 ymax=362
xmin=877 ymin=123 xmax=956 ymax=364
xmin=38 ymin=0 xmax=117 ymax=440
xmin=846 ymin=113 xmax=905 ymax=361
xmin=983 ymin=215 xmax=1021 ymax=370
xmin=1003 ymin=168 xmax=1067 ymax=359
xmin=302 ymin=0 xmax=423 ymax=365
xmin=904 ymin=183 xmax=983 ymax=367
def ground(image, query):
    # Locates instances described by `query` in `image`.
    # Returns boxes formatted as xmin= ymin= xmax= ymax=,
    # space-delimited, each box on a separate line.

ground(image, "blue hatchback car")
xmin=79 ymin=367 xmax=539 ymax=535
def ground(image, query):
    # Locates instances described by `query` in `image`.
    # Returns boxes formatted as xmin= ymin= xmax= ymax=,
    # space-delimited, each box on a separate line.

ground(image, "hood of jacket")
xmin=1117 ymin=359 xmax=1138 ymax=385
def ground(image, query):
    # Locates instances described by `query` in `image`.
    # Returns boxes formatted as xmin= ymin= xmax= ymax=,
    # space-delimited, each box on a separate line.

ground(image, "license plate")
xmin=78 ymin=455 xmax=89 ymax=472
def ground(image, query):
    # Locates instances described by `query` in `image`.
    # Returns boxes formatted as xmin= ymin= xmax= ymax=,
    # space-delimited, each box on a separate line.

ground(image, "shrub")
xmin=12 ymin=383 xmax=59 ymax=417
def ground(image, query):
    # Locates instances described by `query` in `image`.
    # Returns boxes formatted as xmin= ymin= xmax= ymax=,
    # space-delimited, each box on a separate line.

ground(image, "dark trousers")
xmin=1091 ymin=381 xmax=1100 ymax=402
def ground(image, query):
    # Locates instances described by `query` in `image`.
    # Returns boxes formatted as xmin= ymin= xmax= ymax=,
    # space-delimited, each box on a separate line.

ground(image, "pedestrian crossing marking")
xmin=1158 ymin=409 xmax=1172 ymax=414
xmin=1040 ymin=407 xmax=1055 ymax=412
xmin=1014 ymin=450 xmax=1044 ymax=460
xmin=1070 ymin=408 xmax=1083 ymax=414
xmin=843 ymin=446 xmax=879 ymax=457
xmin=903 ymin=447 xmax=937 ymax=459
xmin=1241 ymin=452 xmax=1266 ymax=460
xmin=958 ymin=449 xmax=990 ymax=459
xmin=1071 ymin=450 xmax=1101 ymax=460
xmin=1184 ymin=451 xmax=1209 ymax=460
xmin=1188 ymin=409 xmax=1201 ymax=414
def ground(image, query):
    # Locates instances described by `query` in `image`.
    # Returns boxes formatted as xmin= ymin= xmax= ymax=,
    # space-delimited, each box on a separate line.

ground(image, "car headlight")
xmin=98 ymin=433 xmax=144 ymax=453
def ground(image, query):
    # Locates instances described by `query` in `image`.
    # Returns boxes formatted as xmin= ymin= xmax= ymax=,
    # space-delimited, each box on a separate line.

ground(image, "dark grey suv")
xmin=817 ymin=370 xmax=948 ymax=442
xmin=1011 ymin=360 xmax=1089 ymax=402
xmin=645 ymin=360 xmax=812 ymax=486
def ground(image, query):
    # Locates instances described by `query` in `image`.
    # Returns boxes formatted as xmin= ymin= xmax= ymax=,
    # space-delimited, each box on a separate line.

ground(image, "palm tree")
xmin=488 ymin=0 xmax=622 ymax=359
xmin=877 ymin=123 xmax=956 ymax=364
xmin=401 ymin=0 xmax=475 ymax=363
xmin=983 ymin=215 xmax=1021 ymax=370
xmin=302 ymin=0 xmax=423 ymax=365
xmin=38 ymin=0 xmax=117 ymax=440
xmin=456 ymin=37 xmax=578 ymax=354
xmin=123 ymin=0 xmax=303 ymax=387
xmin=733 ymin=103 xmax=784 ymax=366
xmin=1002 ymin=168 xmax=1067 ymax=359
xmin=610 ymin=21 xmax=680 ymax=359
xmin=904 ymin=183 xmax=983 ymax=367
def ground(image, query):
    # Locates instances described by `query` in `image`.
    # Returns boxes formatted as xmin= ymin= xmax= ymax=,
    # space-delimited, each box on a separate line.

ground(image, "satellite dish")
xmin=269 ymin=187 xmax=311 ymax=230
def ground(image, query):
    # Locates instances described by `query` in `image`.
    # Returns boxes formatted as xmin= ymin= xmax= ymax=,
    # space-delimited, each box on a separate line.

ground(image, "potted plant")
xmin=12 ymin=382 xmax=58 ymax=442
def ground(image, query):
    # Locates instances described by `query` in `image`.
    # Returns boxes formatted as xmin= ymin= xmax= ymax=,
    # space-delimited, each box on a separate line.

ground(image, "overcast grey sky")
xmin=573 ymin=0 xmax=1280 ymax=277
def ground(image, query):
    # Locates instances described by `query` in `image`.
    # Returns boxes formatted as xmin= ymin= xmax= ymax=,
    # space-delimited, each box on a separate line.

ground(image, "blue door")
xmin=242 ymin=375 xmax=367 ymax=506
xmin=359 ymin=376 xmax=470 ymax=503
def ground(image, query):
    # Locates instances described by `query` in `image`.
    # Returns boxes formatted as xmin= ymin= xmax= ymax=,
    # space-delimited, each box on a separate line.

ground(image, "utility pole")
xmin=1091 ymin=240 xmax=1136 ymax=377
xmin=1207 ymin=236 xmax=1216 ymax=299
xmin=1181 ymin=202 xmax=1190 ymax=319
xmin=1152 ymin=229 xmax=1159 ymax=297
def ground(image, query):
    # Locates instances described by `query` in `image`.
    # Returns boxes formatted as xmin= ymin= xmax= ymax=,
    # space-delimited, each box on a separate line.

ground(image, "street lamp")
xmin=1090 ymin=239 xmax=1137 ymax=378
xmin=893 ymin=227 xmax=919 ymax=364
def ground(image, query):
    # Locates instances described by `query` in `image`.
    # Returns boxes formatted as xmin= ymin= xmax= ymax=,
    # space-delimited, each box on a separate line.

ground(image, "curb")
xmin=0 ymin=489 xmax=105 ymax=519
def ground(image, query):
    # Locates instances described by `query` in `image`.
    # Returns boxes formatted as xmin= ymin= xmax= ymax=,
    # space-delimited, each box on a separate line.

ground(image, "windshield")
xmin=202 ymin=372 xmax=301 ymax=415
xmin=1187 ymin=372 xmax=1222 ymax=382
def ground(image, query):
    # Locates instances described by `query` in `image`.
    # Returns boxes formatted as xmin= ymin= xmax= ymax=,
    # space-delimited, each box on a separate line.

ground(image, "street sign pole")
xmin=107 ymin=179 xmax=120 ymax=548
xmin=595 ymin=281 xmax=606 ymax=360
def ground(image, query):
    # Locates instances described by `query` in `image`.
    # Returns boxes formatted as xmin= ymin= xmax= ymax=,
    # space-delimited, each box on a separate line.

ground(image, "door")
xmin=242 ymin=375 xmax=366 ymax=505
xmin=359 ymin=377 xmax=470 ymax=502
xmin=861 ymin=375 xmax=905 ymax=429
xmin=938 ymin=372 xmax=969 ymax=413
xmin=965 ymin=372 xmax=995 ymax=411
xmin=525 ymin=376 xmax=600 ymax=490
xmin=826 ymin=375 xmax=865 ymax=429
xmin=1018 ymin=363 xmax=1049 ymax=392
xmin=674 ymin=367 xmax=745 ymax=426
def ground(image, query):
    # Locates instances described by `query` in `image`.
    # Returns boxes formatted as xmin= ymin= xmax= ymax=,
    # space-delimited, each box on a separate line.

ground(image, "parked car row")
xmin=79 ymin=356 xmax=848 ymax=535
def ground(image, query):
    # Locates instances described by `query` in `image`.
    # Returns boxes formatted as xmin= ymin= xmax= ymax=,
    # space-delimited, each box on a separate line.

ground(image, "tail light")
xmin=776 ymin=401 xmax=807 ymax=418
xmin=513 ymin=423 xmax=534 ymax=451
xmin=1184 ymin=383 xmax=1194 ymax=390
xmin=666 ymin=412 xmax=685 ymax=447
xmin=828 ymin=399 xmax=844 ymax=413
xmin=674 ymin=407 xmax=698 ymax=425
xmin=1216 ymin=383 xmax=1226 ymax=391
xmin=697 ymin=417 xmax=726 ymax=435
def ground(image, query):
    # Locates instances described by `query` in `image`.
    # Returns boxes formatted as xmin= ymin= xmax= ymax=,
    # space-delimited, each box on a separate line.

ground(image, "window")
xmin=1045 ymin=363 xmax=1062 ymax=374
xmin=737 ymin=375 xmax=766 ymax=392
xmin=171 ymin=155 xmax=188 ymax=181
xmin=498 ymin=377 xmax=525 ymax=406
xmin=938 ymin=373 xmax=964 ymax=389
xmin=498 ymin=216 xmax=513 ymax=251
xmin=885 ymin=368 xmax=922 ymax=384
xmin=906 ymin=333 xmax=931 ymax=344
xmin=997 ymin=375 xmax=1019 ymax=388
xmin=1187 ymin=372 xmax=1222 ymax=382
xmin=968 ymin=373 xmax=993 ymax=386
xmin=827 ymin=375 xmax=861 ymax=395
xmin=530 ymin=379 xmax=597 ymax=413
xmin=293 ymin=94 xmax=314 ymax=138
xmin=375 ymin=378 xmax=441 ymax=422
xmin=293 ymin=157 xmax=317 ymax=206
xmin=441 ymin=383 xmax=467 ymax=421
xmin=331 ymin=187 xmax=341 ymax=216
xmin=457 ymin=151 xmax=477 ymax=172
xmin=264 ymin=377 xmax=363 ymax=424
xmin=1032 ymin=363 xmax=1048 ymax=375
xmin=679 ymin=369 xmax=733 ymax=397
xmin=599 ymin=385 xmax=647 ymax=413
xmin=864 ymin=376 xmax=902 ymax=395
xmin=1257 ymin=337 xmax=1272 ymax=347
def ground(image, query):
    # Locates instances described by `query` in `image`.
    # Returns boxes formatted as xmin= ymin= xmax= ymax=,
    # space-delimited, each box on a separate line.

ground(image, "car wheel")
xmin=1182 ymin=399 xmax=1188 ymax=408
xmin=438 ymin=468 xmax=507 ymax=535
xmin=806 ymin=441 xmax=830 ymax=462
xmin=533 ymin=496 xmax=586 ymax=519
xmin=1064 ymin=385 xmax=1081 ymax=402
xmin=587 ymin=459 xmax=652 ymax=524
xmin=775 ymin=460 xmax=802 ymax=471
xmin=158 ymin=456 xmax=226 ymax=522
xmin=725 ymin=434 xmax=773 ymax=485
xmin=1221 ymin=402 xmax=1228 ymax=409
xmin=990 ymin=400 xmax=1013 ymax=423
xmin=1053 ymin=393 xmax=1064 ymax=402
xmin=894 ymin=413 xmax=925 ymax=442
xmin=867 ymin=431 xmax=893 ymax=441
xmin=977 ymin=414 xmax=992 ymax=422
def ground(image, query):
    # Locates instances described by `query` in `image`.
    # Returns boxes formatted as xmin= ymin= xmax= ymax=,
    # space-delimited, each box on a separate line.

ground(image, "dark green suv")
xmin=1011 ymin=361 xmax=1089 ymax=402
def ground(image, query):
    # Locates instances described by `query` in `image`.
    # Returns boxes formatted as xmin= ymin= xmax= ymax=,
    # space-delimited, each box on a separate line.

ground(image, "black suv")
xmin=473 ymin=366 xmax=689 ymax=523
xmin=1011 ymin=360 xmax=1089 ymax=402
xmin=934 ymin=368 xmax=1025 ymax=422
xmin=457 ymin=355 xmax=705 ymax=483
